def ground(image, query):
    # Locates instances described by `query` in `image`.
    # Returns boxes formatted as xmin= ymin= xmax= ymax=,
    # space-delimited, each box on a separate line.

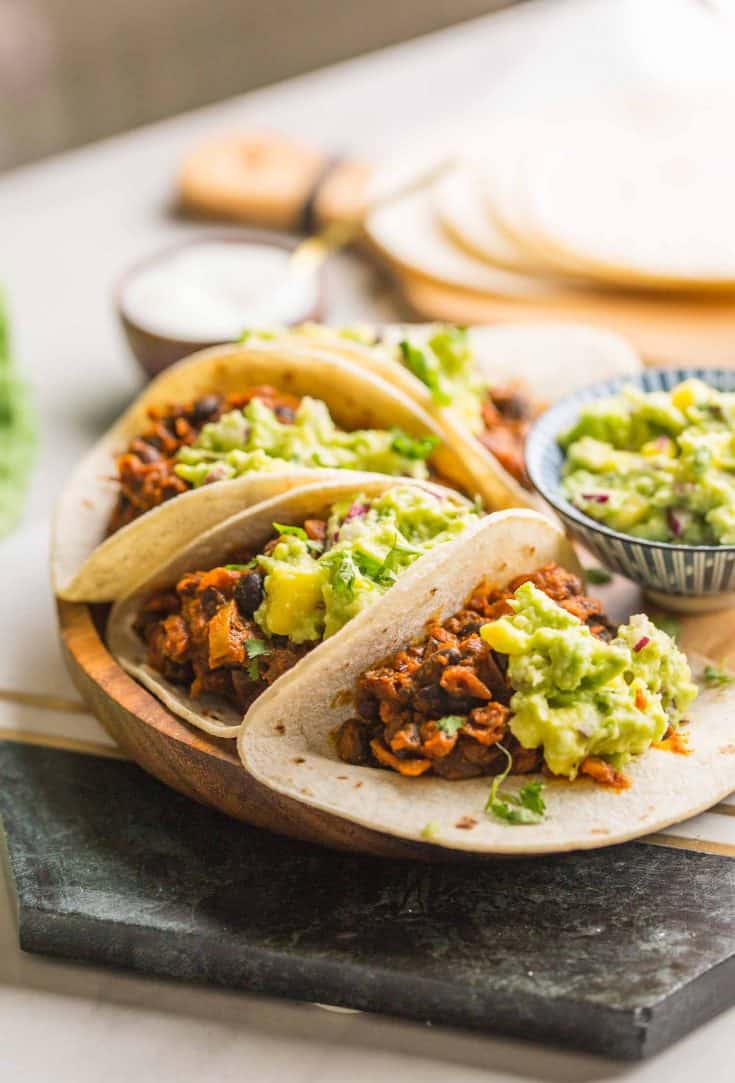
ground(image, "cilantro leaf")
xmin=585 ymin=566 xmax=612 ymax=585
xmin=389 ymin=427 xmax=439 ymax=461
xmin=485 ymin=745 xmax=546 ymax=825
xmin=517 ymin=781 xmax=546 ymax=816
xmin=398 ymin=340 xmax=452 ymax=406
xmin=435 ymin=715 xmax=465 ymax=737
xmin=703 ymin=664 xmax=735 ymax=687
xmin=420 ymin=821 xmax=440 ymax=840
xmin=489 ymin=799 xmax=547 ymax=825
xmin=224 ymin=560 xmax=257 ymax=571
xmin=245 ymin=638 xmax=269 ymax=681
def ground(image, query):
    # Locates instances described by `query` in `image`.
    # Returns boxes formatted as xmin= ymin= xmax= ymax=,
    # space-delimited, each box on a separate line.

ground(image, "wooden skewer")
xmin=0 ymin=688 xmax=89 ymax=714
xmin=0 ymin=726 xmax=129 ymax=759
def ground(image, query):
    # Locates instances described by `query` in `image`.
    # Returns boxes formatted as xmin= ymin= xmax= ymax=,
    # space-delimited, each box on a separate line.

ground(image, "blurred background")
xmin=0 ymin=0 xmax=520 ymax=172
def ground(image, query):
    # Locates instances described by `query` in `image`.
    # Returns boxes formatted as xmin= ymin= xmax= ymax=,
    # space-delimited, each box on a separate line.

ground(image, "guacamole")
xmin=175 ymin=396 xmax=438 ymax=487
xmin=255 ymin=486 xmax=477 ymax=642
xmin=481 ymin=582 xmax=697 ymax=778
xmin=395 ymin=327 xmax=486 ymax=433
xmin=560 ymin=379 xmax=735 ymax=544
xmin=136 ymin=486 xmax=478 ymax=715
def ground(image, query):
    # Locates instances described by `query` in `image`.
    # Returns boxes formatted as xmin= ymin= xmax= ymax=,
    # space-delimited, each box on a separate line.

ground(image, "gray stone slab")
xmin=2 ymin=741 xmax=735 ymax=1059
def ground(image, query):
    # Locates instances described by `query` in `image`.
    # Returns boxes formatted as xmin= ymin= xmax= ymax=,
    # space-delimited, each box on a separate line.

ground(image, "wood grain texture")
xmin=56 ymin=599 xmax=448 ymax=861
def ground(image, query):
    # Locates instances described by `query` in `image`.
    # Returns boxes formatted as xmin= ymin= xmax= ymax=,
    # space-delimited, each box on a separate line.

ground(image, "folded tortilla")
xmin=107 ymin=474 xmax=474 ymax=738
xmin=239 ymin=508 xmax=735 ymax=856
xmin=289 ymin=322 xmax=641 ymax=512
xmin=53 ymin=339 xmax=472 ymax=602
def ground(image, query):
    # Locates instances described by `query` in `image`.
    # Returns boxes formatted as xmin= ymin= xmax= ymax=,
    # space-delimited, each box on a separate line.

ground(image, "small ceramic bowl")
xmin=526 ymin=367 xmax=735 ymax=613
xmin=116 ymin=229 xmax=326 ymax=380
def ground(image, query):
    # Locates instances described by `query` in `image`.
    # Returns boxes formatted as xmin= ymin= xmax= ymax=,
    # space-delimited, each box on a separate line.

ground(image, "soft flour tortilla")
xmin=304 ymin=321 xmax=641 ymax=514
xmin=107 ymin=474 xmax=473 ymax=738
xmin=433 ymin=163 xmax=554 ymax=276
xmin=53 ymin=339 xmax=473 ymax=602
xmin=239 ymin=509 xmax=735 ymax=855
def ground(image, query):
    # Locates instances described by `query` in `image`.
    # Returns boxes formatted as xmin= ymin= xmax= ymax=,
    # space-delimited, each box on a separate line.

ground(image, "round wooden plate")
xmin=57 ymin=599 xmax=450 ymax=861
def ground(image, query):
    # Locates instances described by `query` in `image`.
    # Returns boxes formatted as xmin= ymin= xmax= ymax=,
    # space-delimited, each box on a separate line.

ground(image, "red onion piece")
xmin=345 ymin=501 xmax=369 ymax=520
xmin=633 ymin=636 xmax=651 ymax=652
xmin=582 ymin=493 xmax=609 ymax=504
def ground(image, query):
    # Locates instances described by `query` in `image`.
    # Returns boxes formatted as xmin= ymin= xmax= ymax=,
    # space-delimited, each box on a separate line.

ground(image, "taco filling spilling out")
xmin=109 ymin=386 xmax=439 ymax=534
xmin=133 ymin=486 xmax=477 ymax=711
xmin=336 ymin=563 xmax=697 ymax=786
xmin=393 ymin=327 xmax=542 ymax=488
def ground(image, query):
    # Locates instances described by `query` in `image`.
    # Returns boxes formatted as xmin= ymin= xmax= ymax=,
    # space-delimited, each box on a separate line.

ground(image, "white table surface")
xmin=3 ymin=0 xmax=735 ymax=1078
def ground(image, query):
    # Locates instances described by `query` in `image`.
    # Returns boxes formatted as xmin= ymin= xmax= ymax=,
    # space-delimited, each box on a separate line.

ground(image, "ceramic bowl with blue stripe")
xmin=526 ymin=368 xmax=735 ymax=613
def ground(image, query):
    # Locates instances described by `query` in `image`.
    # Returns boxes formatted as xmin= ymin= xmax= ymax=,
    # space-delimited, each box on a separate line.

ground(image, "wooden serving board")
xmin=177 ymin=132 xmax=735 ymax=369
xmin=56 ymin=568 xmax=735 ymax=862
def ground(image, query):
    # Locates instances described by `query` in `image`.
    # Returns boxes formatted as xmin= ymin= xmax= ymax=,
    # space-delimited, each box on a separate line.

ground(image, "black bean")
xmin=492 ymin=392 xmax=532 ymax=421
xmin=200 ymin=587 xmax=224 ymax=619
xmin=190 ymin=395 xmax=222 ymax=423
xmin=137 ymin=443 xmax=161 ymax=463
xmin=274 ymin=405 xmax=296 ymax=423
xmin=234 ymin=570 xmax=264 ymax=616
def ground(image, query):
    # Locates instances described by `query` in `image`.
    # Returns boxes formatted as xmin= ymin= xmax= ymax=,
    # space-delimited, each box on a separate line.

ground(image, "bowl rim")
xmin=526 ymin=365 xmax=735 ymax=556
xmin=115 ymin=227 xmax=325 ymax=347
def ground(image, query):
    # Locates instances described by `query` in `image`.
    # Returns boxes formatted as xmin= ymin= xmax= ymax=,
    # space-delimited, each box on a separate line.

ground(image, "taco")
xmin=239 ymin=509 xmax=735 ymax=855
xmin=107 ymin=475 xmax=480 ymax=737
xmin=252 ymin=321 xmax=641 ymax=510
xmin=53 ymin=339 xmax=477 ymax=602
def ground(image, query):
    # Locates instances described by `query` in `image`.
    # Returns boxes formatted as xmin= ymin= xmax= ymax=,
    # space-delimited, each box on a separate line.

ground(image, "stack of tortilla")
xmin=363 ymin=107 xmax=735 ymax=366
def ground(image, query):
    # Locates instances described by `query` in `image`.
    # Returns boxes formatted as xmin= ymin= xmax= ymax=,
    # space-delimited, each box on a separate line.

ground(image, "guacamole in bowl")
xmin=525 ymin=369 xmax=735 ymax=611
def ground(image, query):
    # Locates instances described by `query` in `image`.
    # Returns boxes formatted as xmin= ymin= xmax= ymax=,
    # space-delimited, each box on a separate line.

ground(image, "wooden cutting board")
xmin=177 ymin=131 xmax=735 ymax=368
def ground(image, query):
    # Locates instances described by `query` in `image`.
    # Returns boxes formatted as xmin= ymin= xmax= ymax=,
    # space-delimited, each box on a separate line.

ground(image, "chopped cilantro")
xmin=245 ymin=638 xmax=269 ymax=681
xmin=485 ymin=745 xmax=546 ymax=825
xmin=329 ymin=550 xmax=357 ymax=596
xmin=399 ymin=340 xmax=451 ymax=406
xmin=421 ymin=821 xmax=440 ymax=840
xmin=224 ymin=561 xmax=257 ymax=571
xmin=703 ymin=663 xmax=735 ymax=687
xmin=271 ymin=522 xmax=323 ymax=552
xmin=238 ymin=329 xmax=251 ymax=343
xmin=427 ymin=326 xmax=470 ymax=372
xmin=516 ymin=781 xmax=546 ymax=816
xmin=585 ymin=566 xmax=612 ymax=585
xmin=389 ymin=427 xmax=439 ymax=461
xmin=272 ymin=522 xmax=308 ymax=540
xmin=435 ymin=715 xmax=465 ymax=737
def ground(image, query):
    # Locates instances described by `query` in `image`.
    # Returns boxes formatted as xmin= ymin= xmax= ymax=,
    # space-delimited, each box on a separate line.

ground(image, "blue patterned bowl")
xmin=526 ymin=368 xmax=735 ymax=613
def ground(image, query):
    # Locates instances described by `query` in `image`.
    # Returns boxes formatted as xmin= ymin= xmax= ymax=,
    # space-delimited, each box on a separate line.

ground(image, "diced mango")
xmin=261 ymin=566 xmax=325 ymax=642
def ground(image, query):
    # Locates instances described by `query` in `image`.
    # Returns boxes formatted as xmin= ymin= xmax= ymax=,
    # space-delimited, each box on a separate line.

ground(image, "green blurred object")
xmin=0 ymin=293 xmax=36 ymax=538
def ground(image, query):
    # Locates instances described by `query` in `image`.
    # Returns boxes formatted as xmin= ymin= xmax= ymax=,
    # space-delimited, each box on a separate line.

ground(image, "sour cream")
xmin=120 ymin=240 xmax=320 ymax=342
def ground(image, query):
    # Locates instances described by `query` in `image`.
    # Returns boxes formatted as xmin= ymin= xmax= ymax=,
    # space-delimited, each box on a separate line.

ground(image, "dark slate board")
xmin=2 ymin=741 xmax=735 ymax=1060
